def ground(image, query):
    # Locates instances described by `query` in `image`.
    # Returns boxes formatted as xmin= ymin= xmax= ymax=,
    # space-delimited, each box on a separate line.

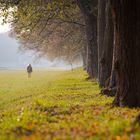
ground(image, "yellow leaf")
xmin=115 ymin=136 xmax=121 ymax=140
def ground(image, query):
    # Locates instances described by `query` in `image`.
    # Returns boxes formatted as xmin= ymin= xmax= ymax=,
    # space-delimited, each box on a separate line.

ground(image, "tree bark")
xmin=82 ymin=45 xmax=87 ymax=70
xmin=77 ymin=0 xmax=98 ymax=79
xmin=99 ymin=0 xmax=114 ymax=87
xmin=109 ymin=34 xmax=116 ymax=88
xmin=112 ymin=0 xmax=140 ymax=107
xmin=98 ymin=0 xmax=106 ymax=81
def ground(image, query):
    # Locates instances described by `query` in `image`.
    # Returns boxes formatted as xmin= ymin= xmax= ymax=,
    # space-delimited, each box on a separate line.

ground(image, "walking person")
xmin=27 ymin=64 xmax=33 ymax=78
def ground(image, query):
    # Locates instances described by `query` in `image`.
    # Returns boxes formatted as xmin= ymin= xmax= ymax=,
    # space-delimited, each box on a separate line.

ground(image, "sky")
xmin=0 ymin=18 xmax=11 ymax=33
xmin=0 ymin=23 xmax=10 ymax=33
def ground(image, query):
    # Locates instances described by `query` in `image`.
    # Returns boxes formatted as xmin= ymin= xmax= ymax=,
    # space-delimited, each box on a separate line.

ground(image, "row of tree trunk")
xmin=77 ymin=0 xmax=98 ymax=79
xmin=78 ymin=0 xmax=140 ymax=108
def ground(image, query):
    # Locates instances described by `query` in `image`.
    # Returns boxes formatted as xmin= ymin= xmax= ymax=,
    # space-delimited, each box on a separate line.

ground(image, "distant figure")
xmin=27 ymin=64 xmax=33 ymax=78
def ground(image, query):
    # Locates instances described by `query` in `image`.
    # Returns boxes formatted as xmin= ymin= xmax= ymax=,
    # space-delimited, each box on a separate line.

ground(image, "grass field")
xmin=0 ymin=68 xmax=140 ymax=140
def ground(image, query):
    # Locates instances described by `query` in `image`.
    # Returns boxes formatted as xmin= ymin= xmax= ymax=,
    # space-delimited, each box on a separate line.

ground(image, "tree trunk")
xmin=109 ymin=34 xmax=116 ymax=88
xmin=82 ymin=45 xmax=87 ymax=70
xmin=77 ymin=0 xmax=98 ymax=79
xmin=112 ymin=0 xmax=140 ymax=107
xmin=99 ymin=0 xmax=114 ymax=87
xmin=98 ymin=0 xmax=106 ymax=81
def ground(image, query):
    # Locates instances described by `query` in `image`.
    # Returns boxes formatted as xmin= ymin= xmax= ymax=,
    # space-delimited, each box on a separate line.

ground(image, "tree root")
xmin=100 ymin=87 xmax=117 ymax=97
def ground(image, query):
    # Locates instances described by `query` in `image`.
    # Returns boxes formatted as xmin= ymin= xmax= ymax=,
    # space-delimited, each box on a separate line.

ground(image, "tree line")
xmin=0 ymin=0 xmax=140 ymax=108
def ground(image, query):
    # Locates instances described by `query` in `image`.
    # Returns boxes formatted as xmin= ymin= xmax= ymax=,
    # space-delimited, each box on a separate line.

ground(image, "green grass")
xmin=0 ymin=68 xmax=140 ymax=140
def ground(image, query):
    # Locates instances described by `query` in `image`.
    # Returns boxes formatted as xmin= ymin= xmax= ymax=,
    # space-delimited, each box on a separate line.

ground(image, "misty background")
xmin=0 ymin=32 xmax=79 ymax=69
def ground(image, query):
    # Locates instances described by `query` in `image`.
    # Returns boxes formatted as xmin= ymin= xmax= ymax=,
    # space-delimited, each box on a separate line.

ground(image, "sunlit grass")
xmin=0 ymin=68 xmax=140 ymax=140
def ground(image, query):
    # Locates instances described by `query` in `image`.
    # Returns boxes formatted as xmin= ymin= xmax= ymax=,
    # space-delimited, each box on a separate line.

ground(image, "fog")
xmin=0 ymin=32 xmax=71 ymax=70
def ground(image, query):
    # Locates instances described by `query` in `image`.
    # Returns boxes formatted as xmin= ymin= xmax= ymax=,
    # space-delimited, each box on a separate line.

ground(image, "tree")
xmin=99 ymin=0 xmax=114 ymax=87
xmin=1 ymin=0 xmax=86 ymax=67
xmin=112 ymin=0 xmax=140 ymax=107
xmin=77 ymin=0 xmax=98 ymax=79
xmin=13 ymin=16 xmax=85 ymax=65
xmin=97 ymin=0 xmax=106 ymax=82
xmin=1 ymin=0 xmax=98 ymax=79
